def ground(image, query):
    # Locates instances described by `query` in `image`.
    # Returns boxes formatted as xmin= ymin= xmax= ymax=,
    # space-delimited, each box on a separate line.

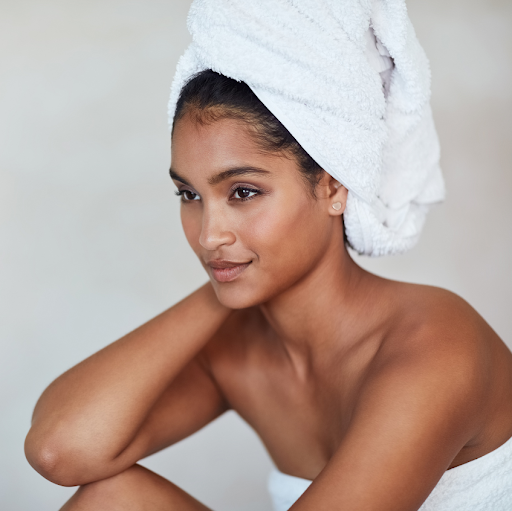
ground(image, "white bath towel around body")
xmin=268 ymin=432 xmax=512 ymax=510
xmin=168 ymin=0 xmax=445 ymax=256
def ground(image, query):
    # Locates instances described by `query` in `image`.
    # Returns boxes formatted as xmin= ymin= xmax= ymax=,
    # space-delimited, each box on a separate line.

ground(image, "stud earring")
xmin=332 ymin=202 xmax=342 ymax=211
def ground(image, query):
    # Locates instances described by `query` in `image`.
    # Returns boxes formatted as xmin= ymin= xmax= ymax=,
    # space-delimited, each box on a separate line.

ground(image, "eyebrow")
xmin=169 ymin=166 xmax=271 ymax=187
xmin=169 ymin=169 xmax=191 ymax=186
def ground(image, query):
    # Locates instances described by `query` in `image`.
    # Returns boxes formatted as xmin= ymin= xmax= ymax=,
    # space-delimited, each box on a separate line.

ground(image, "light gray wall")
xmin=0 ymin=1 xmax=510 ymax=509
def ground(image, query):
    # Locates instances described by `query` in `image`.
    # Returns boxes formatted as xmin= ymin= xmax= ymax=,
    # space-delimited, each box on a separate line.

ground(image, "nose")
xmin=199 ymin=206 xmax=236 ymax=251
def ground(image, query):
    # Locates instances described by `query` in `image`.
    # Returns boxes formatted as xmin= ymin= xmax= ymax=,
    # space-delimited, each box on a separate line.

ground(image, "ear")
xmin=327 ymin=177 xmax=348 ymax=217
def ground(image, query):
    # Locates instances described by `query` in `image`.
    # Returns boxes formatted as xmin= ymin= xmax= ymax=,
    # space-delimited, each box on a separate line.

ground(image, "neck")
xmin=258 ymin=237 xmax=381 ymax=373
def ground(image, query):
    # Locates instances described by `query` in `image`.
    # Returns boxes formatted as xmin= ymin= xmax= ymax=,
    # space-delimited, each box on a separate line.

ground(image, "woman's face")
xmin=171 ymin=112 xmax=342 ymax=309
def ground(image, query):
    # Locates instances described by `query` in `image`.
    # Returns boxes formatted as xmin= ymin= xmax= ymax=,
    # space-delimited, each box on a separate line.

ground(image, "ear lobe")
xmin=328 ymin=182 xmax=348 ymax=216
xmin=330 ymin=201 xmax=345 ymax=215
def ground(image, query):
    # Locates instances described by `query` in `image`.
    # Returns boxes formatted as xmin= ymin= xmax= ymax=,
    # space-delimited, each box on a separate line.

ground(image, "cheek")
xmin=241 ymin=193 xmax=327 ymax=281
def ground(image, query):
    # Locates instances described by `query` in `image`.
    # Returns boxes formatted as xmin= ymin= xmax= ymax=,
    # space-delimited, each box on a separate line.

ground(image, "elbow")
xmin=24 ymin=442 xmax=72 ymax=487
xmin=25 ymin=435 xmax=75 ymax=486
xmin=24 ymin=428 xmax=99 ymax=487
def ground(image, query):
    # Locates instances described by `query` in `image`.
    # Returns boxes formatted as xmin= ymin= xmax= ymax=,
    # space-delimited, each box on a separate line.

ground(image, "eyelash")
xmin=175 ymin=186 xmax=263 ymax=203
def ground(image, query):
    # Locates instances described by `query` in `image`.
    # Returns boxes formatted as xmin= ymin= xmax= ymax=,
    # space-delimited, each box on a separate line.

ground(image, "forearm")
xmin=25 ymin=282 xmax=230 ymax=484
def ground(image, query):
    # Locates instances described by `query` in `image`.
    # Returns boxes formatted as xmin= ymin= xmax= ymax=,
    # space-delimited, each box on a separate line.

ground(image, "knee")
xmin=61 ymin=465 xmax=145 ymax=510
xmin=61 ymin=465 xmax=209 ymax=511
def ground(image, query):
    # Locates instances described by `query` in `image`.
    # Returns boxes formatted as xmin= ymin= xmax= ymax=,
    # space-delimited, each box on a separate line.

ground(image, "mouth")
xmin=207 ymin=259 xmax=252 ymax=283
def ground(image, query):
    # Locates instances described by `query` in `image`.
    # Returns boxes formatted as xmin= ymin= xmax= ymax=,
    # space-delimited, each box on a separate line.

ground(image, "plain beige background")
xmin=1 ymin=1 xmax=510 ymax=509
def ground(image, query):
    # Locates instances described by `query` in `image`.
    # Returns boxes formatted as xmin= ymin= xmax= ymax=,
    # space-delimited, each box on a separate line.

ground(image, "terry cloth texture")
xmin=168 ymin=0 xmax=445 ymax=256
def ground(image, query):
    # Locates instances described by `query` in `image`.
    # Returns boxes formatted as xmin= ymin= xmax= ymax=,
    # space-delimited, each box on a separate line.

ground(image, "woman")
xmin=25 ymin=1 xmax=512 ymax=510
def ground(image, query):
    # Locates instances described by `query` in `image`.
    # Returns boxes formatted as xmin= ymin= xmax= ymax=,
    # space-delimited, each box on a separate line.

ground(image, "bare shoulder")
xmin=380 ymin=282 xmax=502 ymax=361
xmin=371 ymin=282 xmax=512 ymax=444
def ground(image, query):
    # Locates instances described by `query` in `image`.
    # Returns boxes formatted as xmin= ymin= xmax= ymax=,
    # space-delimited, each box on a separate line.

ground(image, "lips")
xmin=207 ymin=259 xmax=252 ymax=283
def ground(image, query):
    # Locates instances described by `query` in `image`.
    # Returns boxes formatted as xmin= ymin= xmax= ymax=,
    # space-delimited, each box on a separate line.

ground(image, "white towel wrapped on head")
xmin=168 ymin=0 xmax=445 ymax=256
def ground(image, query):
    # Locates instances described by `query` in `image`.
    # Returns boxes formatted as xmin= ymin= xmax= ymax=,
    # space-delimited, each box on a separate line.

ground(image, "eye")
xmin=183 ymin=190 xmax=200 ymax=201
xmin=175 ymin=190 xmax=200 ymax=201
xmin=233 ymin=187 xmax=258 ymax=200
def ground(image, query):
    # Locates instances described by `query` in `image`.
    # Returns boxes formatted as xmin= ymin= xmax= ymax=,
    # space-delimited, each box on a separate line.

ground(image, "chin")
xmin=211 ymin=275 xmax=278 ymax=309
xmin=212 ymin=281 xmax=262 ymax=309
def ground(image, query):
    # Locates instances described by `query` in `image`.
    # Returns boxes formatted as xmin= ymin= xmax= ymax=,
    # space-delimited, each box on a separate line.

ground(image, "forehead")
xmin=171 ymin=114 xmax=296 ymax=182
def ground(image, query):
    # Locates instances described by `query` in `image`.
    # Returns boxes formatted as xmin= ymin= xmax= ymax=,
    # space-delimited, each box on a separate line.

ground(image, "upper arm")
xmin=290 ymin=339 xmax=484 ymax=511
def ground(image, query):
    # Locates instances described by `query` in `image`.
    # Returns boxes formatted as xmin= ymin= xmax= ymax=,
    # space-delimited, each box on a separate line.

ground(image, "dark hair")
xmin=172 ymin=70 xmax=323 ymax=196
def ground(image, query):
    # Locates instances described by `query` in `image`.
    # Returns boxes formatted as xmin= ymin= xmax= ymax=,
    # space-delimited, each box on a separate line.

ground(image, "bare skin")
xmin=25 ymin=113 xmax=512 ymax=510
